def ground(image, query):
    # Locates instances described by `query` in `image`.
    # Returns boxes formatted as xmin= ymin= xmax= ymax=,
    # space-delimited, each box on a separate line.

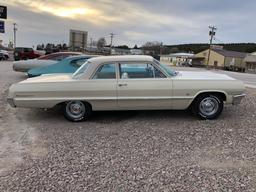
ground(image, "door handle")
xmin=118 ymin=83 xmax=127 ymax=87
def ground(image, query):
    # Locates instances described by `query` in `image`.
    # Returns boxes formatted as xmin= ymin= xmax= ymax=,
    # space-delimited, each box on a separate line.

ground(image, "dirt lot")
xmin=0 ymin=61 xmax=256 ymax=191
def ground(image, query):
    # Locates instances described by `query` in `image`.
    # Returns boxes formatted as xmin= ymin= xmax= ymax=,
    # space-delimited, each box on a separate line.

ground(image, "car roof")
xmin=48 ymin=52 xmax=82 ymax=56
xmin=87 ymin=55 xmax=154 ymax=63
xmin=65 ymin=54 xmax=99 ymax=60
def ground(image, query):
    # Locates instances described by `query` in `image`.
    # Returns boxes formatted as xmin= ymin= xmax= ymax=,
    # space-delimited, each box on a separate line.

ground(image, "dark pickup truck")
xmin=14 ymin=47 xmax=41 ymax=61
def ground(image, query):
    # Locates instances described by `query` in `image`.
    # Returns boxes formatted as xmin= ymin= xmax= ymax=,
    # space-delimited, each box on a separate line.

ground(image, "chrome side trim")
xmin=14 ymin=96 xmax=194 ymax=101
xmin=232 ymin=94 xmax=246 ymax=105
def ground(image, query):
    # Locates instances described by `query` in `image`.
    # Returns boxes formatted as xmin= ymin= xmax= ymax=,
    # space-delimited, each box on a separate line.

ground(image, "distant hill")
xmin=165 ymin=43 xmax=256 ymax=54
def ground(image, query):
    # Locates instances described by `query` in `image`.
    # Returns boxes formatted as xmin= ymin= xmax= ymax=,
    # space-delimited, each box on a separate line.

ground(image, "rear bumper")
xmin=232 ymin=94 xmax=246 ymax=105
xmin=7 ymin=97 xmax=16 ymax=108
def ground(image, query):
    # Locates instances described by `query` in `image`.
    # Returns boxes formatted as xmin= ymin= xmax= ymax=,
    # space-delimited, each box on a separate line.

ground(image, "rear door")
xmin=117 ymin=62 xmax=172 ymax=109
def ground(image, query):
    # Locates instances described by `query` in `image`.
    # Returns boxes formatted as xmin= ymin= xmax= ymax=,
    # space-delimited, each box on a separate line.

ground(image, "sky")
xmin=0 ymin=0 xmax=255 ymax=47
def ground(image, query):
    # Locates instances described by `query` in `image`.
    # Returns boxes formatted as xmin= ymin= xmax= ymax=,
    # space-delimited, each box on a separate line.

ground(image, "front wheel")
xmin=63 ymin=101 xmax=92 ymax=122
xmin=191 ymin=94 xmax=223 ymax=120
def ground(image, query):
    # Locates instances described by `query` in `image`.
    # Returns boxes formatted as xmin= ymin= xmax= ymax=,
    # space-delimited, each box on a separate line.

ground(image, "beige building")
xmin=193 ymin=47 xmax=247 ymax=71
xmin=244 ymin=52 xmax=256 ymax=73
xmin=160 ymin=53 xmax=194 ymax=66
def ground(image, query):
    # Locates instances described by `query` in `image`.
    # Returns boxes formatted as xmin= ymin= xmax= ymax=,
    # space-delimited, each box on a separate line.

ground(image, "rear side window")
xmin=24 ymin=48 xmax=33 ymax=52
xmin=93 ymin=64 xmax=116 ymax=79
xmin=15 ymin=48 xmax=23 ymax=52
xmin=120 ymin=63 xmax=166 ymax=79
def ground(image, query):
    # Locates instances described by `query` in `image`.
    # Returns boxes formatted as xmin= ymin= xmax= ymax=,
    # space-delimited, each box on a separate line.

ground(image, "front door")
xmin=117 ymin=62 xmax=172 ymax=109
xmin=88 ymin=63 xmax=118 ymax=110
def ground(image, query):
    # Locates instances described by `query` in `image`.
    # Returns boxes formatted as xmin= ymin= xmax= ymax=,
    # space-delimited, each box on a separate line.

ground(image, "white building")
xmin=160 ymin=53 xmax=194 ymax=66
xmin=130 ymin=49 xmax=144 ymax=55
xmin=69 ymin=29 xmax=88 ymax=51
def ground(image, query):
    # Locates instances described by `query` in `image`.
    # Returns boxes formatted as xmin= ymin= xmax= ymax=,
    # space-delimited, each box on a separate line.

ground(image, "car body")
xmin=27 ymin=55 xmax=96 ymax=77
xmin=13 ymin=52 xmax=82 ymax=72
xmin=0 ymin=50 xmax=9 ymax=60
xmin=14 ymin=47 xmax=41 ymax=61
xmin=7 ymin=55 xmax=245 ymax=121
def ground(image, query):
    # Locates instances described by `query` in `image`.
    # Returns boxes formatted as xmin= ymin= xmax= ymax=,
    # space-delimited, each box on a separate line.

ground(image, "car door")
xmin=87 ymin=63 xmax=118 ymax=110
xmin=117 ymin=62 xmax=172 ymax=109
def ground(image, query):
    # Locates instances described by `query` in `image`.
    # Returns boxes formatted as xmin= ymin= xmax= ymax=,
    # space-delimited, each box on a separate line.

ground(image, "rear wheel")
xmin=191 ymin=94 xmax=223 ymax=120
xmin=63 ymin=101 xmax=92 ymax=122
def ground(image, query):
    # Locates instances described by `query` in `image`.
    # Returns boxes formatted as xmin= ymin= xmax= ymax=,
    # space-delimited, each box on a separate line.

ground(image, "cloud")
xmin=1 ymin=0 xmax=256 ymax=47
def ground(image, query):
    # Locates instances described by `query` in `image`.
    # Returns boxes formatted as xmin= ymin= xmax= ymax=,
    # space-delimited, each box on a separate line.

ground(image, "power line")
xmin=207 ymin=26 xmax=217 ymax=67
xmin=214 ymin=37 xmax=224 ymax=44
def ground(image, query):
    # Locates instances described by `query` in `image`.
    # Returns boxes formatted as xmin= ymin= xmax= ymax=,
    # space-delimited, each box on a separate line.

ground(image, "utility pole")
xmin=206 ymin=26 xmax=217 ymax=68
xmin=109 ymin=33 xmax=116 ymax=55
xmin=110 ymin=33 xmax=116 ymax=48
xmin=13 ymin=23 xmax=17 ymax=48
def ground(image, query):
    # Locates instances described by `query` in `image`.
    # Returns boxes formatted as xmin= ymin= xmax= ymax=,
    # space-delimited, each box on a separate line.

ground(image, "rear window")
xmin=14 ymin=48 xmax=23 ymax=52
xmin=24 ymin=48 xmax=33 ymax=52
xmin=70 ymin=58 xmax=87 ymax=67
xmin=15 ymin=47 xmax=33 ymax=53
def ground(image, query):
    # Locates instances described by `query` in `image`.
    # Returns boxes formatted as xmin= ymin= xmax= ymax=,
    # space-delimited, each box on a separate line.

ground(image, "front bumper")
xmin=232 ymin=94 xmax=246 ymax=105
xmin=7 ymin=97 xmax=16 ymax=108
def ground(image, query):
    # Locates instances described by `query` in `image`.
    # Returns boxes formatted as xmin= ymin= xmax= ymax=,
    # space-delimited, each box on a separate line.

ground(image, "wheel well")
xmin=189 ymin=91 xmax=226 ymax=109
xmin=56 ymin=100 xmax=92 ymax=109
xmin=195 ymin=92 xmax=227 ymax=102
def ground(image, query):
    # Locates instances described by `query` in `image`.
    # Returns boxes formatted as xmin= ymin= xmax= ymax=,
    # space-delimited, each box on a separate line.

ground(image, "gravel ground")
xmin=0 ymin=61 xmax=256 ymax=191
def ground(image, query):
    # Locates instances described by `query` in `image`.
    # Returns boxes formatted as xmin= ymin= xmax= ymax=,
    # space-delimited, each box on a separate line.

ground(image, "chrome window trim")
xmin=90 ymin=62 xmax=118 ymax=80
xmin=117 ymin=61 xmax=167 ymax=79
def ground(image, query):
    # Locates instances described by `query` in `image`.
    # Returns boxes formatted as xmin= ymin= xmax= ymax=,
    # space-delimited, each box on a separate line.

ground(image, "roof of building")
xmin=169 ymin=53 xmax=194 ymax=57
xmin=88 ymin=55 xmax=154 ymax=63
xmin=161 ymin=53 xmax=194 ymax=57
xmin=244 ymin=55 xmax=256 ymax=62
xmin=212 ymin=49 xmax=247 ymax=58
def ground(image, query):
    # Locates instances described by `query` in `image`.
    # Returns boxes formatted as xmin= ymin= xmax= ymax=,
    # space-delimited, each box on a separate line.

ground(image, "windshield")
xmin=154 ymin=59 xmax=177 ymax=76
xmin=72 ymin=60 xmax=90 ymax=78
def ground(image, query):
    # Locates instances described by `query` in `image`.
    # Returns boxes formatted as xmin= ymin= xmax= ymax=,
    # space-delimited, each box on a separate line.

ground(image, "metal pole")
xmin=207 ymin=26 xmax=217 ymax=68
xmin=13 ymin=23 xmax=17 ymax=48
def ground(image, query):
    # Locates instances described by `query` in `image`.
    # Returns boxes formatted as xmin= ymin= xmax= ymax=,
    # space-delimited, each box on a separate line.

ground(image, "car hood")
xmin=20 ymin=74 xmax=73 ymax=83
xmin=175 ymin=71 xmax=235 ymax=80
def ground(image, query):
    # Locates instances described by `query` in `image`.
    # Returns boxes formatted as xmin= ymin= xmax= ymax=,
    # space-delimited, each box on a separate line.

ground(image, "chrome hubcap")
xmin=199 ymin=97 xmax=219 ymax=116
xmin=66 ymin=101 xmax=85 ymax=119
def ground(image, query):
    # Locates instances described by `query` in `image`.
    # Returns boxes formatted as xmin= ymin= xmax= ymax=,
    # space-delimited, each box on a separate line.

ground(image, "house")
xmin=110 ymin=48 xmax=131 ymax=55
xmin=130 ymin=49 xmax=144 ymax=55
xmin=193 ymin=46 xmax=247 ymax=71
xmin=160 ymin=53 xmax=194 ymax=66
xmin=244 ymin=53 xmax=256 ymax=73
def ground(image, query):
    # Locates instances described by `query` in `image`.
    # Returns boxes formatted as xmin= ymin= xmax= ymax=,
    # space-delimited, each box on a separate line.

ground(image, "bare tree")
xmin=97 ymin=37 xmax=106 ymax=50
xmin=142 ymin=41 xmax=162 ymax=55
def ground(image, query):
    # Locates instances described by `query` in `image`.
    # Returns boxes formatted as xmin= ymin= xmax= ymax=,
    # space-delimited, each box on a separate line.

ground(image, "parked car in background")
xmin=14 ymin=47 xmax=41 ymax=61
xmin=27 ymin=55 xmax=97 ymax=77
xmin=0 ymin=53 xmax=6 ymax=60
xmin=7 ymin=55 xmax=245 ymax=122
xmin=0 ymin=50 xmax=9 ymax=60
xmin=13 ymin=52 xmax=82 ymax=72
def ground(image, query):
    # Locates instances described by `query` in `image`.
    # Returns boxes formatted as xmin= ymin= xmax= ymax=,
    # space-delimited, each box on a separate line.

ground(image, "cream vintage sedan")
xmin=7 ymin=55 xmax=245 ymax=121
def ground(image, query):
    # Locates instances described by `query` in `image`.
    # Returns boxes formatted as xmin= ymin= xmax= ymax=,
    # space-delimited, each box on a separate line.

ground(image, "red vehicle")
xmin=14 ymin=47 xmax=41 ymax=61
xmin=37 ymin=52 xmax=82 ymax=61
